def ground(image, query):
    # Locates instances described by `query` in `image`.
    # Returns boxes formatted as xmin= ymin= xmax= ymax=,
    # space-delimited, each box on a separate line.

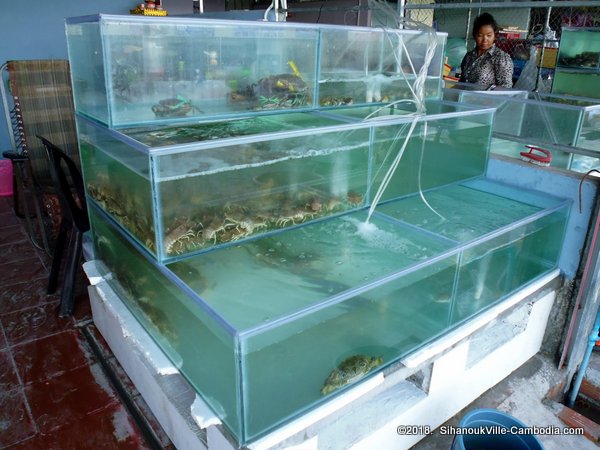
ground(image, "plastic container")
xmin=452 ymin=409 xmax=545 ymax=450
xmin=0 ymin=159 xmax=13 ymax=197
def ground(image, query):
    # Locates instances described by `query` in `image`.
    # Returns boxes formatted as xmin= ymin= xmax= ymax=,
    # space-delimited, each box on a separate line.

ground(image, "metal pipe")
xmin=192 ymin=0 xmax=203 ymax=14
xmin=397 ymin=0 xmax=405 ymax=19
xmin=567 ymin=309 xmax=600 ymax=406
xmin=535 ymin=3 xmax=553 ymax=91
xmin=465 ymin=0 xmax=473 ymax=49
xmin=559 ymin=179 xmax=600 ymax=370
xmin=0 ymin=63 xmax=17 ymax=152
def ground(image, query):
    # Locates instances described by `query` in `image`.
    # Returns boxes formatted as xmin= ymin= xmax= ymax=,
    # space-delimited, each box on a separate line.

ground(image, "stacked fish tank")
xmin=446 ymin=87 xmax=600 ymax=173
xmin=67 ymin=15 xmax=570 ymax=444
xmin=553 ymin=28 xmax=600 ymax=99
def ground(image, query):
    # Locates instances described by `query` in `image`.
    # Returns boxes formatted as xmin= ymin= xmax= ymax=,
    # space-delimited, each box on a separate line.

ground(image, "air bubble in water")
xmin=356 ymin=221 xmax=378 ymax=236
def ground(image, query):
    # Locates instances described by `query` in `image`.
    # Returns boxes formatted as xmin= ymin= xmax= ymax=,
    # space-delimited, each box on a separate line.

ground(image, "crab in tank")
xmin=319 ymin=96 xmax=354 ymax=107
xmin=320 ymin=354 xmax=383 ymax=395
xmin=254 ymin=73 xmax=309 ymax=109
xmin=230 ymin=73 xmax=310 ymax=109
xmin=152 ymin=95 xmax=203 ymax=118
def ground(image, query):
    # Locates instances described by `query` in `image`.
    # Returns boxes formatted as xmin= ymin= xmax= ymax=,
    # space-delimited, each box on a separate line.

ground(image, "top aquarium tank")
xmin=67 ymin=14 xmax=571 ymax=446
xmin=65 ymin=14 xmax=445 ymax=127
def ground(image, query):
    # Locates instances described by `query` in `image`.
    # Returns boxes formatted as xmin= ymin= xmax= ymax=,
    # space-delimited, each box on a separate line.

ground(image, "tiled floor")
xmin=0 ymin=195 xmax=172 ymax=449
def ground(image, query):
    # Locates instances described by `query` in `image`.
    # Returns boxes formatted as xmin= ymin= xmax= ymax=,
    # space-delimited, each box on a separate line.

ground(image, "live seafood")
xmin=152 ymin=96 xmax=203 ymax=118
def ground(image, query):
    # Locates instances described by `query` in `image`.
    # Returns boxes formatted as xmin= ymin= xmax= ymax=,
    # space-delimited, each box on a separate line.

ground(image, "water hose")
xmin=567 ymin=309 xmax=600 ymax=407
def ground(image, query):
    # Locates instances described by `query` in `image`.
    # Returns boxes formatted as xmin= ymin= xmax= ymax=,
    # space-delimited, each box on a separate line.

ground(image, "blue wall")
xmin=0 ymin=0 xmax=134 ymax=152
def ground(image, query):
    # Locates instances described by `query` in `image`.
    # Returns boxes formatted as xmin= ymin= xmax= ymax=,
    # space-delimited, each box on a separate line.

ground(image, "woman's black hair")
xmin=472 ymin=13 xmax=499 ymax=39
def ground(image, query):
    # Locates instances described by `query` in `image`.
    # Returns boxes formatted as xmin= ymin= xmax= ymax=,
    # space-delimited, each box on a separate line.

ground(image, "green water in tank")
xmin=89 ymin=178 xmax=567 ymax=443
xmin=168 ymin=209 xmax=456 ymax=439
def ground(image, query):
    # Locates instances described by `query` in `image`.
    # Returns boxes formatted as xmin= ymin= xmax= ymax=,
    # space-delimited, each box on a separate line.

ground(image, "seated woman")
xmin=459 ymin=13 xmax=514 ymax=88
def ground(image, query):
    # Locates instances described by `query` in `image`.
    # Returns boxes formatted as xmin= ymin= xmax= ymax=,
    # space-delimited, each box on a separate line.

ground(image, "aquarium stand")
xmin=84 ymin=261 xmax=560 ymax=450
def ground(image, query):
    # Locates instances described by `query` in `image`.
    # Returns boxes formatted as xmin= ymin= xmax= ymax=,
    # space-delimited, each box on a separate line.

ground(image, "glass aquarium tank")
xmin=67 ymin=14 xmax=572 ymax=446
xmin=76 ymin=100 xmax=494 ymax=261
xmin=449 ymin=89 xmax=600 ymax=172
xmin=553 ymin=28 xmax=600 ymax=99
xmin=65 ymin=15 xmax=445 ymax=127
xmin=88 ymin=175 xmax=569 ymax=444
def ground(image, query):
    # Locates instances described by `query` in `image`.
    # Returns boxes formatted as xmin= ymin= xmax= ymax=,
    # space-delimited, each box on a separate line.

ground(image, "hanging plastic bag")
xmin=514 ymin=45 xmax=538 ymax=90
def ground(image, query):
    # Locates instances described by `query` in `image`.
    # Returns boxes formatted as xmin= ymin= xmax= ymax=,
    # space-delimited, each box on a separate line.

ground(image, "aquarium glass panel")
xmin=66 ymin=21 xmax=108 ymax=124
xmin=239 ymin=255 xmax=457 ymax=441
xmin=452 ymin=206 xmax=568 ymax=324
xmin=99 ymin=18 xmax=318 ymax=126
xmin=552 ymin=71 xmax=600 ymax=99
xmin=370 ymin=113 xmax=491 ymax=202
xmin=318 ymin=28 xmax=384 ymax=106
xmin=88 ymin=207 xmax=241 ymax=437
xmin=570 ymin=154 xmax=600 ymax=173
xmin=78 ymin=117 xmax=156 ymax=254
xmin=458 ymin=91 xmax=527 ymax=137
xmin=459 ymin=91 xmax=582 ymax=146
xmin=579 ymin=107 xmax=600 ymax=152
xmin=377 ymin=179 xmax=563 ymax=243
xmin=155 ymin=126 xmax=370 ymax=258
xmin=557 ymin=28 xmax=600 ymax=71
xmin=378 ymin=185 xmax=535 ymax=243
xmin=318 ymin=28 xmax=445 ymax=106
xmin=533 ymin=93 xmax=599 ymax=108
xmin=489 ymin=137 xmax=573 ymax=170
xmin=167 ymin=210 xmax=453 ymax=330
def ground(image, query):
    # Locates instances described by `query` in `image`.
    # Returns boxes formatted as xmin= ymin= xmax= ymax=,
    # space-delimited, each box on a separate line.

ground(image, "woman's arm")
xmin=495 ymin=51 xmax=514 ymax=88
xmin=459 ymin=53 xmax=469 ymax=83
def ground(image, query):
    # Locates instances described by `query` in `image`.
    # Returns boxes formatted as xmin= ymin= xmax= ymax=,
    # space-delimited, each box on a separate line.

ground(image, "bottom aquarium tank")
xmin=89 ymin=176 xmax=569 ymax=444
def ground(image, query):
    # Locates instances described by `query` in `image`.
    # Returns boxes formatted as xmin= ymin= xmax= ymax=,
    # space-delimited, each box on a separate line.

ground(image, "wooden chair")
xmin=1 ymin=60 xmax=80 ymax=253
xmin=37 ymin=135 xmax=89 ymax=316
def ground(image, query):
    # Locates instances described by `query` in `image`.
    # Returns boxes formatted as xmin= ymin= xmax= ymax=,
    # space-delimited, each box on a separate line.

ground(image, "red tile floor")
xmin=0 ymin=195 xmax=174 ymax=449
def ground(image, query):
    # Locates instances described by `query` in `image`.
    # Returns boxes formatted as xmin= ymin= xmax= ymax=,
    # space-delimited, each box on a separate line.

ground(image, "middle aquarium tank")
xmin=67 ymin=14 xmax=571 ymax=445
